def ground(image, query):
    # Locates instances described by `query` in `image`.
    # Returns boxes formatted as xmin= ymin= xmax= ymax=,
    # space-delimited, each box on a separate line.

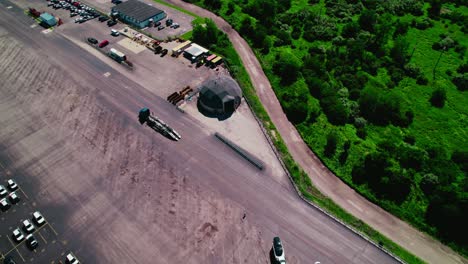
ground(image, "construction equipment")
xmin=138 ymin=108 xmax=181 ymax=141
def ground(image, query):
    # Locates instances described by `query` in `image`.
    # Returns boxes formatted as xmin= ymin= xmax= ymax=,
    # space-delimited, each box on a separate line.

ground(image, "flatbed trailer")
xmin=138 ymin=108 xmax=181 ymax=141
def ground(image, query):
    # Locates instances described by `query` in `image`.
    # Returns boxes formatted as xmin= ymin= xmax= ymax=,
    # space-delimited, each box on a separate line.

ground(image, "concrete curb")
xmin=214 ymin=132 xmax=264 ymax=170
xmin=242 ymin=98 xmax=406 ymax=264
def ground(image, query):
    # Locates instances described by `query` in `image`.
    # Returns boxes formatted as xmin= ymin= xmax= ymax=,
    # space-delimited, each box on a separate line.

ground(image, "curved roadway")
xmin=162 ymin=1 xmax=466 ymax=263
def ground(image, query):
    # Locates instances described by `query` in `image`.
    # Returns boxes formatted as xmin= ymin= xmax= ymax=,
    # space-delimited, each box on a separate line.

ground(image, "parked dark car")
xmin=99 ymin=16 xmax=109 ymax=22
xmin=161 ymin=49 xmax=168 ymax=57
xmin=26 ymin=234 xmax=38 ymax=250
xmin=3 ymin=256 xmax=17 ymax=264
xmin=165 ymin=19 xmax=173 ymax=26
xmin=154 ymin=21 xmax=161 ymax=27
xmin=107 ymin=20 xmax=117 ymax=27
xmin=154 ymin=46 xmax=162 ymax=54
xmin=157 ymin=25 xmax=164 ymax=31
xmin=112 ymin=0 xmax=122 ymax=4
xmin=87 ymin=37 xmax=98 ymax=44
xmin=0 ymin=198 xmax=11 ymax=212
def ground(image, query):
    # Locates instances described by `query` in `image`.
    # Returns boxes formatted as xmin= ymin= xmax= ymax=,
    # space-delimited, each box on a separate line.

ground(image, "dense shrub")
xmin=341 ymin=21 xmax=360 ymax=38
xmin=391 ymin=37 xmax=410 ymax=67
xmin=420 ymin=173 xmax=439 ymax=195
xmin=281 ymin=82 xmax=310 ymax=124
xmin=452 ymin=73 xmax=468 ymax=91
xmin=359 ymin=86 xmax=408 ymax=126
xmin=352 ymin=152 xmax=411 ymax=203
xmin=324 ymin=131 xmax=339 ymax=157
xmin=321 ymin=95 xmax=349 ymax=125
xmin=412 ymin=17 xmax=434 ymax=30
xmin=430 ymin=88 xmax=447 ymax=107
xmin=426 ymin=186 xmax=468 ymax=244
xmin=359 ymin=9 xmax=377 ymax=32
xmin=273 ymin=50 xmax=302 ymax=85
xmin=393 ymin=20 xmax=410 ymax=37
xmin=451 ymin=150 xmax=468 ymax=172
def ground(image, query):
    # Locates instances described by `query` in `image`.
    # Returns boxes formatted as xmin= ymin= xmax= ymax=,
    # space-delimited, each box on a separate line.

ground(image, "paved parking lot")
xmin=82 ymin=0 xmax=196 ymax=40
xmin=0 ymin=178 xmax=78 ymax=264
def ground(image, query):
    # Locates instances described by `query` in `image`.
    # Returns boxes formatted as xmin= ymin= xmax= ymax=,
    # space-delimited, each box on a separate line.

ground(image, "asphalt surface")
xmin=0 ymin=1 xmax=398 ymax=263
xmin=159 ymin=1 xmax=468 ymax=263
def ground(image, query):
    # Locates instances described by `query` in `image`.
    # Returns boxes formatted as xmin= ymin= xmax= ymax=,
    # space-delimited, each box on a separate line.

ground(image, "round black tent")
xmin=197 ymin=75 xmax=242 ymax=120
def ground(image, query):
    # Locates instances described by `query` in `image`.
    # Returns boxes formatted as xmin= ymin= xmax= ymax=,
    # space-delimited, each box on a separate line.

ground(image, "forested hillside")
xmin=184 ymin=0 xmax=468 ymax=255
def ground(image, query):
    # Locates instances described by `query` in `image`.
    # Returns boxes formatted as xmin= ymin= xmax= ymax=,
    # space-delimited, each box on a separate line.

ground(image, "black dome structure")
xmin=197 ymin=75 xmax=242 ymax=120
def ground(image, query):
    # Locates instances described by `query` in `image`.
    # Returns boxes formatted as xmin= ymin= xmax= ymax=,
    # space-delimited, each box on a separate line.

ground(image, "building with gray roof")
xmin=111 ymin=0 xmax=166 ymax=29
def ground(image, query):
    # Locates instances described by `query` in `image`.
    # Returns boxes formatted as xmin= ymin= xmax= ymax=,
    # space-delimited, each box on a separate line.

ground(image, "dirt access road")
xmin=160 ymin=1 xmax=467 ymax=263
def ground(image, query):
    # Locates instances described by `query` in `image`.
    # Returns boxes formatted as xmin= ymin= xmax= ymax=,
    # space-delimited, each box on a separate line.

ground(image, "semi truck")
xmin=138 ymin=108 xmax=181 ymax=141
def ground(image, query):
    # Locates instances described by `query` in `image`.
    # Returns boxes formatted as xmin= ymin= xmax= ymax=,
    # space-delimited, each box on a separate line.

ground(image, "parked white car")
xmin=23 ymin=219 xmax=35 ymax=233
xmin=33 ymin=211 xmax=46 ymax=226
xmin=66 ymin=252 xmax=80 ymax=264
xmin=13 ymin=228 xmax=25 ymax=242
xmin=7 ymin=179 xmax=18 ymax=191
xmin=0 ymin=185 xmax=7 ymax=197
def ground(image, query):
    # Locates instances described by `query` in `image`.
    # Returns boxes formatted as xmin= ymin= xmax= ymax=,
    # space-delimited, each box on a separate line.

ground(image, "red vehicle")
xmin=98 ymin=40 xmax=109 ymax=48
xmin=72 ymin=2 xmax=80 ymax=7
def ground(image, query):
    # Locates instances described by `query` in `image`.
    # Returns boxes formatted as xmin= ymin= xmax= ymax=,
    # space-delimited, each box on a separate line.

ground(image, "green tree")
xmin=452 ymin=73 xmax=467 ymax=91
xmin=192 ymin=19 xmax=220 ymax=47
xmin=426 ymin=186 xmax=467 ymax=243
xmin=226 ymin=2 xmax=235 ymax=15
xmin=339 ymin=140 xmax=351 ymax=164
xmin=281 ymin=82 xmax=310 ymax=124
xmin=397 ymin=144 xmax=428 ymax=170
xmin=420 ymin=173 xmax=439 ymax=195
xmin=244 ymin=0 xmax=277 ymax=26
xmin=239 ymin=17 xmax=255 ymax=40
xmin=358 ymin=9 xmax=377 ymax=32
xmin=430 ymin=88 xmax=447 ymax=107
xmin=204 ymin=0 xmax=221 ymax=11
xmin=341 ymin=21 xmax=360 ymax=38
xmin=324 ymin=131 xmax=339 ymax=157
xmin=451 ymin=150 xmax=468 ymax=172
xmin=321 ymin=96 xmax=349 ymax=125
xmin=273 ymin=50 xmax=302 ymax=85
xmin=391 ymin=36 xmax=410 ymax=67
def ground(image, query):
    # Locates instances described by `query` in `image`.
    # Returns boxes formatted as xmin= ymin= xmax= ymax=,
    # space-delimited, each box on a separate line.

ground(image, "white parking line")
xmin=19 ymin=187 xmax=29 ymax=200
xmin=47 ymin=222 xmax=58 ymax=236
xmin=38 ymin=231 xmax=47 ymax=244
xmin=7 ymin=236 xmax=25 ymax=262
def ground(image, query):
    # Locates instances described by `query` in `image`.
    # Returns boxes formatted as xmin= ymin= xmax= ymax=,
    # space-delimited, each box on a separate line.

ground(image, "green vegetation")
xmin=180 ymin=12 xmax=424 ymax=264
xmin=181 ymin=0 xmax=468 ymax=258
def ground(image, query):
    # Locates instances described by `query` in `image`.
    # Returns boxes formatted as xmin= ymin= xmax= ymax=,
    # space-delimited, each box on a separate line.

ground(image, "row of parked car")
xmin=46 ymin=0 xmax=99 ymax=24
xmin=0 ymin=179 xmax=19 ymax=211
xmin=12 ymin=211 xmax=45 ymax=250
xmin=156 ymin=18 xmax=179 ymax=31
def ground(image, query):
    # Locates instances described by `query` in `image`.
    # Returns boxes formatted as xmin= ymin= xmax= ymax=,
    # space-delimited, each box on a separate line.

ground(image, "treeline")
xmin=185 ymin=0 xmax=468 ymax=252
